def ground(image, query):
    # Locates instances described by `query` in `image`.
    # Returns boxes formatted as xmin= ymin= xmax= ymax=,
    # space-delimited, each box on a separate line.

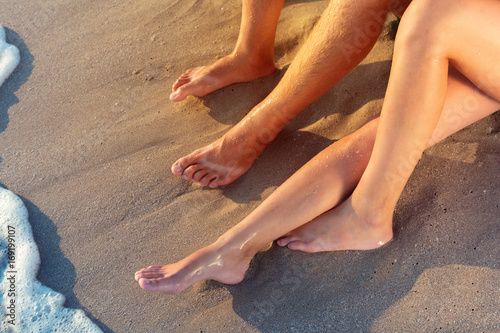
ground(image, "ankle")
xmin=350 ymin=199 xmax=394 ymax=247
xmin=231 ymin=49 xmax=276 ymax=74
xmin=350 ymin=193 xmax=395 ymax=230
xmin=228 ymin=111 xmax=280 ymax=150
xmin=215 ymin=231 xmax=261 ymax=261
xmin=185 ymin=242 xmax=251 ymax=286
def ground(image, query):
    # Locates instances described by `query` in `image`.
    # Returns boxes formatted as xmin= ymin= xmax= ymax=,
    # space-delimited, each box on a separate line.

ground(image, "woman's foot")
xmin=135 ymin=241 xmax=253 ymax=294
xmin=276 ymin=197 xmax=394 ymax=252
xmin=170 ymin=52 xmax=276 ymax=102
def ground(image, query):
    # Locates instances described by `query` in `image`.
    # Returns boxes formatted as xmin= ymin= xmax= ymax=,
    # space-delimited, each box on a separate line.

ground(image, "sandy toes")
xmin=170 ymin=53 xmax=275 ymax=102
xmin=276 ymin=197 xmax=394 ymax=252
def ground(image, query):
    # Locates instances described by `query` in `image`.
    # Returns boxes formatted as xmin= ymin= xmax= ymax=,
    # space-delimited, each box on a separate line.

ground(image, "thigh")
xmin=422 ymin=0 xmax=500 ymax=102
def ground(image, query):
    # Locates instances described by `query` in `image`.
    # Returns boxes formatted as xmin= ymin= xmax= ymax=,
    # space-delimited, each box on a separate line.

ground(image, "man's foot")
xmin=170 ymin=53 xmax=276 ymax=102
xmin=171 ymin=121 xmax=271 ymax=188
xmin=134 ymin=242 xmax=252 ymax=294
xmin=276 ymin=197 xmax=393 ymax=252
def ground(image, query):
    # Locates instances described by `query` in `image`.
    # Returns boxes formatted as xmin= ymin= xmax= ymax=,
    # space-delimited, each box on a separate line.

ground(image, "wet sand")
xmin=1 ymin=0 xmax=499 ymax=332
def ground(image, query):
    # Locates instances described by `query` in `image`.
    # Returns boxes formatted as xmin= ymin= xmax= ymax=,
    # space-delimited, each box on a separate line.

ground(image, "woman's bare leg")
xmin=277 ymin=67 xmax=500 ymax=251
xmin=170 ymin=0 xmax=284 ymax=102
xmin=172 ymin=0 xmax=407 ymax=188
xmin=279 ymin=0 xmax=500 ymax=252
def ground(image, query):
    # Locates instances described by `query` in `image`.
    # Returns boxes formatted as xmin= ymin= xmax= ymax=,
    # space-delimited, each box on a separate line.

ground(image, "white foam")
xmin=0 ymin=24 xmax=20 ymax=88
xmin=0 ymin=188 xmax=103 ymax=333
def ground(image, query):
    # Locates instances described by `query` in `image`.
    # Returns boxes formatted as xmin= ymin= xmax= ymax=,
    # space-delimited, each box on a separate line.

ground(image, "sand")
xmin=0 ymin=0 xmax=499 ymax=332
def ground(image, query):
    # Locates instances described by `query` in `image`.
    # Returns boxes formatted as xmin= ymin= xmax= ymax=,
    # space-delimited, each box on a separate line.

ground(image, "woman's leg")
xmin=170 ymin=0 xmax=284 ymax=102
xmin=279 ymin=0 xmax=500 ymax=251
xmin=277 ymin=66 xmax=500 ymax=251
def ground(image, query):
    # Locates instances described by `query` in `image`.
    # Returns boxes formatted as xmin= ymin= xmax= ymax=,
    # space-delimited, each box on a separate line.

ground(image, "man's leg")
xmin=135 ymin=64 xmax=500 ymax=294
xmin=170 ymin=0 xmax=284 ymax=102
xmin=172 ymin=0 xmax=409 ymax=188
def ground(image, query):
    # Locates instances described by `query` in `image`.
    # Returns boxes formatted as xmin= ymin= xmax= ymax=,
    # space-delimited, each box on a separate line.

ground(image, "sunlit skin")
xmin=169 ymin=0 xmax=283 ymax=103
xmin=171 ymin=0 xmax=412 ymax=188
xmin=136 ymin=0 xmax=500 ymax=294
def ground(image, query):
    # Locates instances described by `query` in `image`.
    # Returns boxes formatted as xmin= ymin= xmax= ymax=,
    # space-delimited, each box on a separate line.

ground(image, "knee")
xmin=395 ymin=0 xmax=453 ymax=54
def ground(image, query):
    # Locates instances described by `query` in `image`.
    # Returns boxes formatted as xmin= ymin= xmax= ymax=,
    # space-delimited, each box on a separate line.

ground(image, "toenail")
xmin=170 ymin=91 xmax=178 ymax=99
xmin=173 ymin=164 xmax=182 ymax=174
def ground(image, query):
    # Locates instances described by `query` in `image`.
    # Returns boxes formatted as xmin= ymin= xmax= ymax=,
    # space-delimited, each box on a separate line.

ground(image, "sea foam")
xmin=0 ymin=187 xmax=103 ymax=332
xmin=0 ymin=24 xmax=20 ymax=87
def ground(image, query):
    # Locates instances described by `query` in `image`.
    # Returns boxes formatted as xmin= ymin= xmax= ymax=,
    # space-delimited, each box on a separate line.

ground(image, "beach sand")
xmin=1 ymin=0 xmax=499 ymax=331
